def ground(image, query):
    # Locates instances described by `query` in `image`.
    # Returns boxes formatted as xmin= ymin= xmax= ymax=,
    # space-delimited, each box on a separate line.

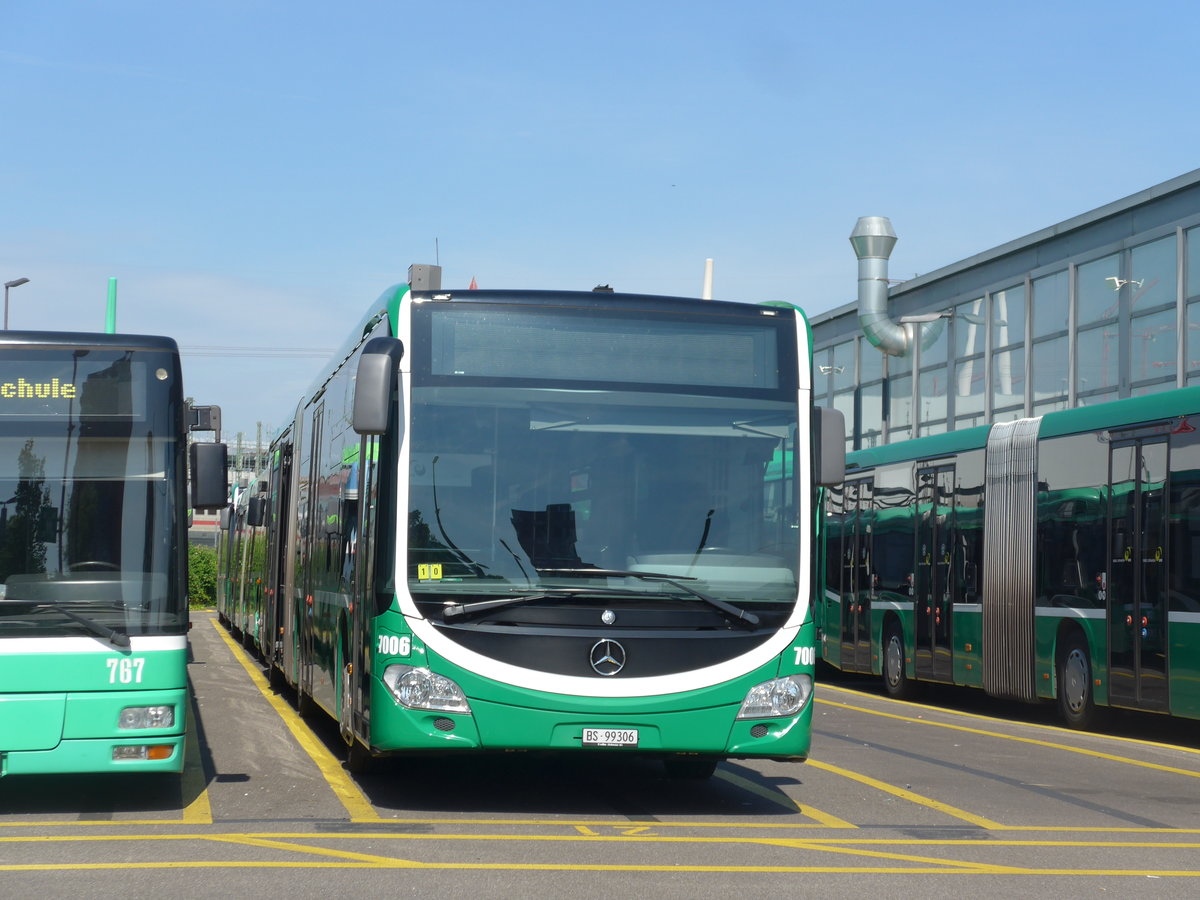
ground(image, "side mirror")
xmin=352 ymin=337 xmax=405 ymax=435
xmin=189 ymin=404 xmax=223 ymax=442
xmin=190 ymin=441 xmax=229 ymax=511
xmin=246 ymin=495 xmax=267 ymax=528
xmin=815 ymin=406 xmax=846 ymax=487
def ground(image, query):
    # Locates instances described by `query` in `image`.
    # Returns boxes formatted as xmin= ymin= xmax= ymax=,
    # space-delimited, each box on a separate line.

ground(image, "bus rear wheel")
xmin=1057 ymin=634 xmax=1097 ymax=730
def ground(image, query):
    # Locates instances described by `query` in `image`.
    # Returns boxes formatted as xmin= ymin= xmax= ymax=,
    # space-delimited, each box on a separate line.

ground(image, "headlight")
xmin=736 ymin=674 xmax=813 ymax=719
xmin=118 ymin=705 xmax=175 ymax=729
xmin=382 ymin=664 xmax=471 ymax=713
xmin=113 ymin=744 xmax=174 ymax=761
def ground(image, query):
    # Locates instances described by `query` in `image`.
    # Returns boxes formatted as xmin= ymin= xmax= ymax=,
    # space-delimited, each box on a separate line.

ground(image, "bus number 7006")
xmin=377 ymin=635 xmax=412 ymax=657
xmin=794 ymin=646 xmax=815 ymax=667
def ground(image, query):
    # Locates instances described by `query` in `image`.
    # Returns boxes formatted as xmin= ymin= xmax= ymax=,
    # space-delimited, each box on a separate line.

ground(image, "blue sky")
xmin=3 ymin=0 xmax=1199 ymax=442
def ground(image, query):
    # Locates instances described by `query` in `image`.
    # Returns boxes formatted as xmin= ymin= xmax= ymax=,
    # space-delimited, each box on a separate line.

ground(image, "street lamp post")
xmin=3 ymin=277 xmax=30 ymax=330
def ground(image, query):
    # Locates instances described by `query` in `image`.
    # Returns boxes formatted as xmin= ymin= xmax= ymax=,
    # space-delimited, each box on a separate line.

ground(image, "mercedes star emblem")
xmin=589 ymin=639 xmax=626 ymax=676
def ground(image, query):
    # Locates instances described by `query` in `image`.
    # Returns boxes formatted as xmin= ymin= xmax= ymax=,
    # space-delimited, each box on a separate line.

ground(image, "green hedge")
xmin=188 ymin=543 xmax=218 ymax=608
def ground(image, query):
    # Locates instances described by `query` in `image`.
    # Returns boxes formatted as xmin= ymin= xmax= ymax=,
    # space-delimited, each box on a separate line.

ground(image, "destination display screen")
xmin=424 ymin=304 xmax=786 ymax=391
xmin=0 ymin=358 xmax=146 ymax=418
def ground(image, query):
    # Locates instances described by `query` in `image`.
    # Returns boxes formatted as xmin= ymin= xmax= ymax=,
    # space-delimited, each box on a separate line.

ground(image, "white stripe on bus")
xmin=0 ymin=635 xmax=187 ymax=653
xmin=1034 ymin=607 xmax=1105 ymax=620
xmin=871 ymin=599 xmax=914 ymax=612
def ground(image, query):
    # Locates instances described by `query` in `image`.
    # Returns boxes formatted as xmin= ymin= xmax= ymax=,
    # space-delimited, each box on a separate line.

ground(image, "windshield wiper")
xmin=441 ymin=569 xmax=762 ymax=629
xmin=443 ymin=589 xmax=587 ymax=621
xmin=0 ymin=599 xmax=130 ymax=648
xmin=441 ymin=581 xmax=688 ymax=621
xmin=535 ymin=568 xmax=760 ymax=629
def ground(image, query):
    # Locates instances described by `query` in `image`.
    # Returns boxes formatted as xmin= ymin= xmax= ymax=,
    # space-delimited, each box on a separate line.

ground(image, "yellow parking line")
xmin=208 ymin=834 xmax=420 ymax=866
xmin=6 ymin=831 xmax=1200 ymax=876
xmin=179 ymin=701 xmax=212 ymax=824
xmin=816 ymin=694 xmax=1200 ymax=779
xmin=806 ymin=758 xmax=1007 ymax=830
xmin=818 ymin=683 xmax=1200 ymax=757
xmin=210 ymin=620 xmax=381 ymax=823
xmin=765 ymin=838 xmax=1025 ymax=872
xmin=10 ymin=830 xmax=1200 ymax=846
xmin=714 ymin=768 xmax=855 ymax=828
xmin=3 ymin=858 xmax=1199 ymax=876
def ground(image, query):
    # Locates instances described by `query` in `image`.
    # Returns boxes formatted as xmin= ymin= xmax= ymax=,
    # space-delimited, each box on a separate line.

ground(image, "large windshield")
xmin=407 ymin=301 xmax=801 ymax=607
xmin=0 ymin=347 xmax=184 ymax=638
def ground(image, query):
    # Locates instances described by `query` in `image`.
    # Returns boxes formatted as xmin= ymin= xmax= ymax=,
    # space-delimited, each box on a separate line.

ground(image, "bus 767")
xmin=0 ymin=331 xmax=226 ymax=776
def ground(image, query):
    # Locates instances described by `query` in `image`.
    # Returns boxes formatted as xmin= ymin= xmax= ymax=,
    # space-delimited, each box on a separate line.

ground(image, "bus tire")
xmin=339 ymin=658 xmax=354 ymax=745
xmin=882 ymin=622 xmax=918 ymax=700
xmin=1057 ymin=632 xmax=1097 ymax=730
xmin=345 ymin=738 xmax=376 ymax=775
xmin=296 ymin=686 xmax=314 ymax=716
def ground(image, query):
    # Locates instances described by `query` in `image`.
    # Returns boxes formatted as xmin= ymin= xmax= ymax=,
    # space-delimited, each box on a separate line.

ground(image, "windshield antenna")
xmin=499 ymin=538 xmax=532 ymax=585
xmin=688 ymin=509 xmax=716 ymax=570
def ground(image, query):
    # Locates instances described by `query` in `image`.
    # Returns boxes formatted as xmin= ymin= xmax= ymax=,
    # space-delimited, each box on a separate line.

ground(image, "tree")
xmin=0 ymin=439 xmax=51 ymax=579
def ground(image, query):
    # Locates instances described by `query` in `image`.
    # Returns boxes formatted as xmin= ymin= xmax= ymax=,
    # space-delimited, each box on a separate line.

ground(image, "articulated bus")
xmin=820 ymin=386 xmax=1200 ymax=728
xmin=0 ymin=331 xmax=226 ymax=776
xmin=218 ymin=283 xmax=844 ymax=776
xmin=217 ymin=472 xmax=267 ymax=651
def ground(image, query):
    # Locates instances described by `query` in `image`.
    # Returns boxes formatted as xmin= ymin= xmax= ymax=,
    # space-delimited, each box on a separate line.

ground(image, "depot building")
xmin=809 ymin=168 xmax=1200 ymax=449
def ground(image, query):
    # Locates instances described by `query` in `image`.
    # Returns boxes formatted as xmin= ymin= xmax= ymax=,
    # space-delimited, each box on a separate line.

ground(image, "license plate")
xmin=582 ymin=727 xmax=639 ymax=748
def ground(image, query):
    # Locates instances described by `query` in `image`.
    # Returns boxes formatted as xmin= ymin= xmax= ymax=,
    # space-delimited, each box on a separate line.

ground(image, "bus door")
xmin=299 ymin=404 xmax=325 ymax=703
xmin=343 ymin=435 xmax=375 ymax=742
xmin=839 ymin=478 xmax=873 ymax=673
xmin=1108 ymin=438 xmax=1169 ymax=712
xmin=265 ymin=439 xmax=293 ymax=674
xmin=915 ymin=465 xmax=955 ymax=683
xmin=821 ymin=483 xmax=844 ymax=668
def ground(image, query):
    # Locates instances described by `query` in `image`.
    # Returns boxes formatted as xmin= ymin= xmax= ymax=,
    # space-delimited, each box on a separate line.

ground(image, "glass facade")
xmin=815 ymin=193 xmax=1200 ymax=446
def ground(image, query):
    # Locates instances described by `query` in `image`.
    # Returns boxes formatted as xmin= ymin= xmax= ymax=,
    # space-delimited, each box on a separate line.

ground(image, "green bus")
xmin=819 ymin=386 xmax=1200 ymax=728
xmin=216 ymin=468 xmax=268 ymax=653
xmin=0 ymin=331 xmax=226 ymax=776
xmin=218 ymin=283 xmax=844 ymax=776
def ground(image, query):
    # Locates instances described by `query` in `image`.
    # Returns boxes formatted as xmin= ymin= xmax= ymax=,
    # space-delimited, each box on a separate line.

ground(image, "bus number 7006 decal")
xmin=793 ymin=646 xmax=815 ymax=667
xmin=106 ymin=658 xmax=145 ymax=684
xmin=377 ymin=635 xmax=412 ymax=657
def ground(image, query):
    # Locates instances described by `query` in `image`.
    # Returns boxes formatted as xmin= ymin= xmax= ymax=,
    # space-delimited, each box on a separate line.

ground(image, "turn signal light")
xmin=112 ymin=744 xmax=174 ymax=761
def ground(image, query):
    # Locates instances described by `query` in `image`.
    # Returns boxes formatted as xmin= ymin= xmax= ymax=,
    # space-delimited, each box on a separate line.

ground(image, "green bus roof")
xmin=846 ymin=386 xmax=1200 ymax=471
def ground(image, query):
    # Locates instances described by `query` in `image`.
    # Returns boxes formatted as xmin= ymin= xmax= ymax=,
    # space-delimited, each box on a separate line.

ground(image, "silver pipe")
xmin=851 ymin=216 xmax=947 ymax=357
xmin=851 ymin=216 xmax=907 ymax=356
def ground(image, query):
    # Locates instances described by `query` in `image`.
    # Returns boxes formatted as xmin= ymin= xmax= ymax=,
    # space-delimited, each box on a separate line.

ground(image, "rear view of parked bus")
xmin=239 ymin=281 xmax=844 ymax=777
xmin=0 ymin=332 xmax=226 ymax=776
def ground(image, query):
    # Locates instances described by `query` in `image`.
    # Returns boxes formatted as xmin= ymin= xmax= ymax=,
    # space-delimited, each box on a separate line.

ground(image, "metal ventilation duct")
xmin=850 ymin=216 xmax=945 ymax=358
